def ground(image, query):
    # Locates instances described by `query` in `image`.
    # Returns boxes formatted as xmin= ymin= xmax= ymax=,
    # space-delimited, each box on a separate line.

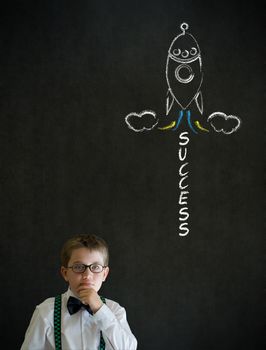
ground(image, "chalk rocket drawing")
xmin=164 ymin=22 xmax=204 ymax=133
xmin=125 ymin=22 xmax=241 ymax=135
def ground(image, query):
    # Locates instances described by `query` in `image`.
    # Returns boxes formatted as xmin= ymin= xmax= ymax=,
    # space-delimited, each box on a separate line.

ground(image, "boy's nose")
xmin=82 ymin=268 xmax=93 ymax=279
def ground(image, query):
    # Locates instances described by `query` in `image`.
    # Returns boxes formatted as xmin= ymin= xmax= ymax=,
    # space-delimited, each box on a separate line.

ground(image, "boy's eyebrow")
xmin=71 ymin=260 xmax=104 ymax=265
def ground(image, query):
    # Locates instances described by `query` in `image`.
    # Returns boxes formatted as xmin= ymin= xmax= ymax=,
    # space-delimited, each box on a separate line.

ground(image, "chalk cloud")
xmin=208 ymin=112 xmax=241 ymax=135
xmin=125 ymin=110 xmax=158 ymax=132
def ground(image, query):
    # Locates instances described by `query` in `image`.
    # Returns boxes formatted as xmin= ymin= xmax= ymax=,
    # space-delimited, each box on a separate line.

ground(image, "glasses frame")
xmin=67 ymin=263 xmax=107 ymax=274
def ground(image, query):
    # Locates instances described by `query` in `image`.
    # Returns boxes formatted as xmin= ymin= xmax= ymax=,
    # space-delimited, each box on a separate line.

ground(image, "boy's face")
xmin=61 ymin=247 xmax=109 ymax=297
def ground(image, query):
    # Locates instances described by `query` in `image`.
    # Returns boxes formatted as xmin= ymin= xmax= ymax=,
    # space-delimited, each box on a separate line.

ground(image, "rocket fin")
xmin=195 ymin=91 xmax=203 ymax=114
xmin=166 ymin=89 xmax=175 ymax=115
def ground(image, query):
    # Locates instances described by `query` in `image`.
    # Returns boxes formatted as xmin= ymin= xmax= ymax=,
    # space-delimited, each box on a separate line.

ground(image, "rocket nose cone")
xmin=169 ymin=33 xmax=200 ymax=61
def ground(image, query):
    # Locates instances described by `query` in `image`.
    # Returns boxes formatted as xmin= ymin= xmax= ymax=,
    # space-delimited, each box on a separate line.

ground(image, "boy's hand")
xmin=78 ymin=288 xmax=103 ymax=313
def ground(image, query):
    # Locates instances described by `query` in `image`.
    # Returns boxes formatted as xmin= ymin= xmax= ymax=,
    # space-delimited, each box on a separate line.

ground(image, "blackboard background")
xmin=0 ymin=0 xmax=264 ymax=349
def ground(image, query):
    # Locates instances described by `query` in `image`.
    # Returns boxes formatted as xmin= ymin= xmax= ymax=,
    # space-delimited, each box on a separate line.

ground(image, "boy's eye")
xmin=90 ymin=264 xmax=102 ymax=272
xmin=73 ymin=263 xmax=85 ymax=272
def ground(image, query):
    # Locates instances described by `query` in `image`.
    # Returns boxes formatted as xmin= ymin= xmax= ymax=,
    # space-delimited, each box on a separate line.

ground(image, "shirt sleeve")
xmin=20 ymin=306 xmax=54 ymax=350
xmin=93 ymin=300 xmax=137 ymax=350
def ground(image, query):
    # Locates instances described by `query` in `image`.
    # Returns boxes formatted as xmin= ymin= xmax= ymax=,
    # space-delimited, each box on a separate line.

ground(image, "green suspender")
xmin=54 ymin=295 xmax=106 ymax=350
xmin=99 ymin=296 xmax=106 ymax=350
xmin=54 ymin=295 xmax=62 ymax=350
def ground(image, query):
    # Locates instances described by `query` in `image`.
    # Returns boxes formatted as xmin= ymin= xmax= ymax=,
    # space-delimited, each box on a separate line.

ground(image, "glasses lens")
xmin=90 ymin=263 xmax=103 ymax=273
xmin=72 ymin=263 xmax=85 ymax=273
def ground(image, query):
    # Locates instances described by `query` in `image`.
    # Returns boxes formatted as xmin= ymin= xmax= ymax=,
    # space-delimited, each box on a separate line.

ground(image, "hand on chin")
xmin=78 ymin=287 xmax=103 ymax=313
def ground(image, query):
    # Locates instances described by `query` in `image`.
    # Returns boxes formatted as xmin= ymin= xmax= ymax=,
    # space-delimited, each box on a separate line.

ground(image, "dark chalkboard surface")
xmin=0 ymin=1 xmax=264 ymax=349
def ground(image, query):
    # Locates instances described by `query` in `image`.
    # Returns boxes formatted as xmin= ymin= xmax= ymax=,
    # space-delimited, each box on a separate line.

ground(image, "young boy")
xmin=21 ymin=233 xmax=137 ymax=350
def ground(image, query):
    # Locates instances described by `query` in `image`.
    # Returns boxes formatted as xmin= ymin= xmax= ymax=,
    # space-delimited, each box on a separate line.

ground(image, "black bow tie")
xmin=67 ymin=296 xmax=93 ymax=315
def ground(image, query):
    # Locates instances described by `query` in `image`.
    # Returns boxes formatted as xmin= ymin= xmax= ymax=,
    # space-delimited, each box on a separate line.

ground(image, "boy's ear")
xmin=60 ymin=266 xmax=69 ymax=282
xmin=102 ymin=266 xmax=110 ymax=282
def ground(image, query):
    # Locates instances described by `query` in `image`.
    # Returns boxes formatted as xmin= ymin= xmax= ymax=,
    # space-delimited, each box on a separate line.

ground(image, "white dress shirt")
xmin=21 ymin=288 xmax=137 ymax=350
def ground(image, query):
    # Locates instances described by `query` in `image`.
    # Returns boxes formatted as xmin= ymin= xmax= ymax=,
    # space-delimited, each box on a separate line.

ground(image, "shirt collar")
xmin=66 ymin=287 xmax=80 ymax=300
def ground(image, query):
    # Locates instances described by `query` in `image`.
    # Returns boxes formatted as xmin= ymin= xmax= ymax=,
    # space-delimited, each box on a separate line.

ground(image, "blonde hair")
xmin=60 ymin=234 xmax=109 ymax=267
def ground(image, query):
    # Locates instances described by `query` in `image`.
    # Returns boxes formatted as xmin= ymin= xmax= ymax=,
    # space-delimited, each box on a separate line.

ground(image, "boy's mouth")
xmin=80 ymin=282 xmax=94 ymax=287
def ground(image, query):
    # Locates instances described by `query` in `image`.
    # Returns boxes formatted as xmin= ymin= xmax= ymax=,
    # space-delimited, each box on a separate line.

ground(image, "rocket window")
xmin=190 ymin=47 xmax=197 ymax=56
xmin=173 ymin=48 xmax=181 ymax=56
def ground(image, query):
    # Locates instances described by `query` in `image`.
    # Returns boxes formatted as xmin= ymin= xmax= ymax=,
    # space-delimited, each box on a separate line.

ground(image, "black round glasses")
xmin=67 ymin=263 xmax=107 ymax=274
